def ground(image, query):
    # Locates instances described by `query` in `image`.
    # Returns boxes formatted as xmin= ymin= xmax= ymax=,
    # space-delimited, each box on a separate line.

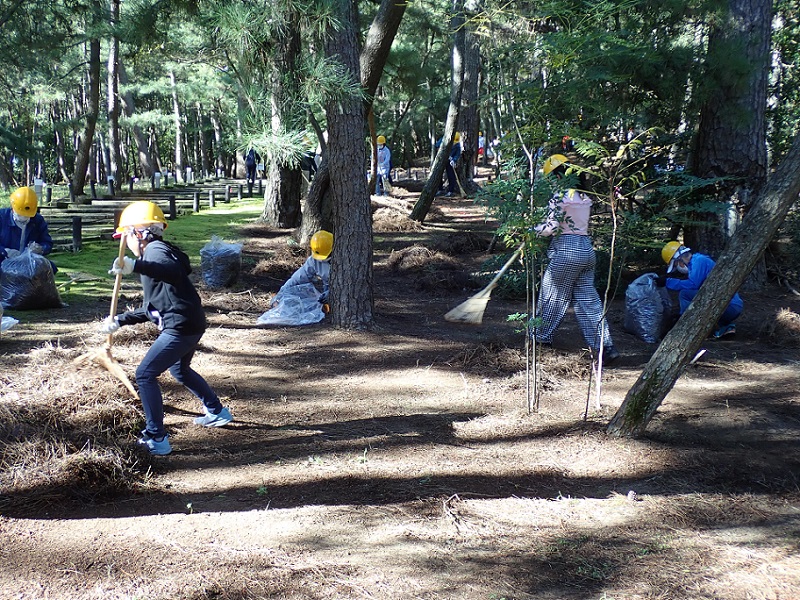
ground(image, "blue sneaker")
xmin=193 ymin=407 xmax=233 ymax=427
xmin=713 ymin=324 xmax=736 ymax=339
xmin=138 ymin=434 xmax=172 ymax=455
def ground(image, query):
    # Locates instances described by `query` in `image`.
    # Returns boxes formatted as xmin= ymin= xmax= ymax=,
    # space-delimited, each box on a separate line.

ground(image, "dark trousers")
xmin=136 ymin=330 xmax=222 ymax=437
xmin=445 ymin=162 xmax=457 ymax=193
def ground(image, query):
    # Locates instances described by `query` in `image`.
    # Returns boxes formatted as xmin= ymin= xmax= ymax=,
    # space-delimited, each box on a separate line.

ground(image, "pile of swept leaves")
xmin=0 ymin=341 xmax=154 ymax=514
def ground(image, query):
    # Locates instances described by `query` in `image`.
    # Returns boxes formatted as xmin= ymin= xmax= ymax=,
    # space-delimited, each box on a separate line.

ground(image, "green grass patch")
xmin=50 ymin=200 xmax=264 ymax=307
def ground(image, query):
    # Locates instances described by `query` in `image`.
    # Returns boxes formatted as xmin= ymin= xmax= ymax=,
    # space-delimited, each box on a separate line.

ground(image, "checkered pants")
xmin=534 ymin=234 xmax=613 ymax=350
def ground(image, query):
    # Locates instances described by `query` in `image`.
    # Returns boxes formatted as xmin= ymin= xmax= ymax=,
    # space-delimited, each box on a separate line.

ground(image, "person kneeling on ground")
xmin=273 ymin=230 xmax=333 ymax=307
xmin=0 ymin=186 xmax=54 ymax=270
xmin=657 ymin=241 xmax=743 ymax=339
xmin=100 ymin=200 xmax=233 ymax=456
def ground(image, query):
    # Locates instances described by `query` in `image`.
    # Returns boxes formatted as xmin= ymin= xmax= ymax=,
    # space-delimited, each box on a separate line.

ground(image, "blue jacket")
xmin=449 ymin=142 xmax=461 ymax=164
xmin=0 ymin=208 xmax=53 ymax=265
xmin=666 ymin=252 xmax=743 ymax=312
xmin=377 ymin=145 xmax=391 ymax=176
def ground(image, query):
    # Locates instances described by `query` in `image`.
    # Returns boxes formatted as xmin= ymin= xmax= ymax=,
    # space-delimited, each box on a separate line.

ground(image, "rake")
xmin=444 ymin=242 xmax=525 ymax=325
xmin=73 ymin=234 xmax=139 ymax=399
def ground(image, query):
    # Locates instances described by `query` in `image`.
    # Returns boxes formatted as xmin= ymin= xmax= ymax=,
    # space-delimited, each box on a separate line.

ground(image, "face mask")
xmin=676 ymin=264 xmax=689 ymax=275
xmin=13 ymin=214 xmax=30 ymax=228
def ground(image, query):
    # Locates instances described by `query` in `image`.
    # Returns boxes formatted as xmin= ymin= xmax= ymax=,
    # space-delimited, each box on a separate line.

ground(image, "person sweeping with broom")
xmin=100 ymin=201 xmax=232 ymax=455
xmin=531 ymin=154 xmax=620 ymax=363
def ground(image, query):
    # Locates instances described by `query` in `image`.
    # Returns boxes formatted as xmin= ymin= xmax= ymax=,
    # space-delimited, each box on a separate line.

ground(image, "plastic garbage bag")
xmin=1 ymin=315 xmax=19 ymax=332
xmin=623 ymin=273 xmax=672 ymax=343
xmin=1 ymin=249 xmax=62 ymax=310
xmin=257 ymin=282 xmax=325 ymax=326
xmin=200 ymin=236 xmax=243 ymax=289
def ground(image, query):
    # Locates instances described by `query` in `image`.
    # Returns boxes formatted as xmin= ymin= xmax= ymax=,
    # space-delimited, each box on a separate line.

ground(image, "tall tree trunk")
xmin=210 ymin=106 xmax=225 ymax=176
xmin=410 ymin=0 xmax=466 ymax=222
xmin=169 ymin=70 xmax=185 ymax=182
xmin=197 ymin=103 xmax=210 ymax=178
xmin=685 ymin=0 xmax=770 ymax=279
xmin=608 ymin=132 xmax=800 ymax=437
xmin=72 ymin=36 xmax=101 ymax=196
xmin=107 ymin=0 xmax=121 ymax=185
xmin=301 ymin=0 xmax=408 ymax=242
xmin=261 ymin=10 xmax=303 ymax=228
xmin=118 ymin=63 xmax=154 ymax=179
xmin=456 ymin=24 xmax=481 ymax=194
xmin=360 ymin=0 xmax=409 ymax=102
xmin=235 ymin=96 xmax=245 ymax=178
xmin=325 ymin=0 xmax=373 ymax=330
xmin=53 ymin=102 xmax=71 ymax=183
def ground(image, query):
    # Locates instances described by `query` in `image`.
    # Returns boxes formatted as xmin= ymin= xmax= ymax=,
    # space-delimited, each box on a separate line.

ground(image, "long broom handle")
xmin=483 ymin=242 xmax=525 ymax=293
xmin=106 ymin=234 xmax=128 ymax=347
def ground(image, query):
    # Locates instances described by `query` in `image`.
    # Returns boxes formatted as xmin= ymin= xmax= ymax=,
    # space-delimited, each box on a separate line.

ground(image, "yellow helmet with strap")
xmin=116 ymin=201 xmax=167 ymax=234
xmin=661 ymin=241 xmax=682 ymax=265
xmin=543 ymin=154 xmax=569 ymax=175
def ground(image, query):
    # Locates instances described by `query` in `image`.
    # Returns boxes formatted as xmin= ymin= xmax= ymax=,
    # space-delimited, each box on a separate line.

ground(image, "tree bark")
xmin=360 ymin=0 xmax=409 ymax=103
xmin=169 ymin=70 xmax=185 ymax=182
xmin=210 ymin=106 xmax=225 ymax=176
xmin=301 ymin=0 xmax=407 ymax=240
xmin=685 ymin=0 xmax=771 ymax=274
xmin=608 ymin=132 xmax=800 ymax=437
xmin=261 ymin=10 xmax=303 ymax=228
xmin=52 ymin=101 xmax=71 ymax=183
xmin=410 ymin=0 xmax=465 ymax=222
xmin=72 ymin=35 xmax=101 ymax=196
xmin=197 ymin=103 xmax=210 ymax=178
xmin=118 ymin=63 xmax=155 ymax=179
xmin=107 ymin=0 xmax=121 ymax=184
xmin=455 ymin=24 xmax=481 ymax=195
xmin=325 ymin=0 xmax=373 ymax=330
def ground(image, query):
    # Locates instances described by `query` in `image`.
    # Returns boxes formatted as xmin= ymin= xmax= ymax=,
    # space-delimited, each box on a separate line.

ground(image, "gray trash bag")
xmin=200 ymin=236 xmax=243 ymax=288
xmin=1 ymin=249 xmax=62 ymax=310
xmin=2 ymin=315 xmax=20 ymax=332
xmin=623 ymin=273 xmax=672 ymax=343
xmin=256 ymin=282 xmax=325 ymax=326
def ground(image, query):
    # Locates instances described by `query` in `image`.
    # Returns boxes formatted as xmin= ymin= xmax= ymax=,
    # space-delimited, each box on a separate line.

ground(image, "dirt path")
xmin=1 ymin=193 xmax=799 ymax=599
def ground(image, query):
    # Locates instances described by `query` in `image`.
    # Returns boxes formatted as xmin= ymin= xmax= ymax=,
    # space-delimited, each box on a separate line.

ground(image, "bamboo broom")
xmin=73 ymin=234 xmax=139 ymax=399
xmin=444 ymin=242 xmax=525 ymax=325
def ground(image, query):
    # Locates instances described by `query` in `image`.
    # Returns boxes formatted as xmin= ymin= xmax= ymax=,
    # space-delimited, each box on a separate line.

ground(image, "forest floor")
xmin=1 ymin=174 xmax=800 ymax=600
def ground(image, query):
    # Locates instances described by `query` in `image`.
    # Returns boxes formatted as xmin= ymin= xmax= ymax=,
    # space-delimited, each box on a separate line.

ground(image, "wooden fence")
xmin=38 ymin=178 xmax=264 ymax=251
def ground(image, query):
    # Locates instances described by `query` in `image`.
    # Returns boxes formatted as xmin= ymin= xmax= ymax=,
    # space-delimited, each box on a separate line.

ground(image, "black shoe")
xmin=602 ymin=346 xmax=620 ymax=363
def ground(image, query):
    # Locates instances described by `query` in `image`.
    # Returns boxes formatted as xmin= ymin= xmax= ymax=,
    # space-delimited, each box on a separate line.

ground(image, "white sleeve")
xmin=279 ymin=257 xmax=316 ymax=293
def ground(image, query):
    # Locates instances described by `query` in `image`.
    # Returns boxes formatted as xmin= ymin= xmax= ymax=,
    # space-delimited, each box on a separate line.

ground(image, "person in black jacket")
xmin=100 ymin=201 xmax=232 ymax=455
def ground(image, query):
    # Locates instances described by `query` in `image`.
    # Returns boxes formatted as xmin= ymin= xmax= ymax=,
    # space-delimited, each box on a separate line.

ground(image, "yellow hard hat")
xmin=543 ymin=154 xmax=569 ymax=175
xmin=10 ymin=187 xmax=38 ymax=218
xmin=454 ymin=132 xmax=461 ymax=142
xmin=662 ymin=241 xmax=691 ymax=272
xmin=376 ymin=135 xmax=386 ymax=145
xmin=661 ymin=241 xmax=682 ymax=265
xmin=116 ymin=201 xmax=168 ymax=235
xmin=310 ymin=230 xmax=333 ymax=260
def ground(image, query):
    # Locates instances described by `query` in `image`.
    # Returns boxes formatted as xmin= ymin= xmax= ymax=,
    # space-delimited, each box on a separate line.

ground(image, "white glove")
xmin=109 ymin=256 xmax=135 ymax=276
xmin=4 ymin=249 xmax=20 ymax=259
xmin=100 ymin=315 xmax=120 ymax=334
xmin=27 ymin=242 xmax=43 ymax=255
